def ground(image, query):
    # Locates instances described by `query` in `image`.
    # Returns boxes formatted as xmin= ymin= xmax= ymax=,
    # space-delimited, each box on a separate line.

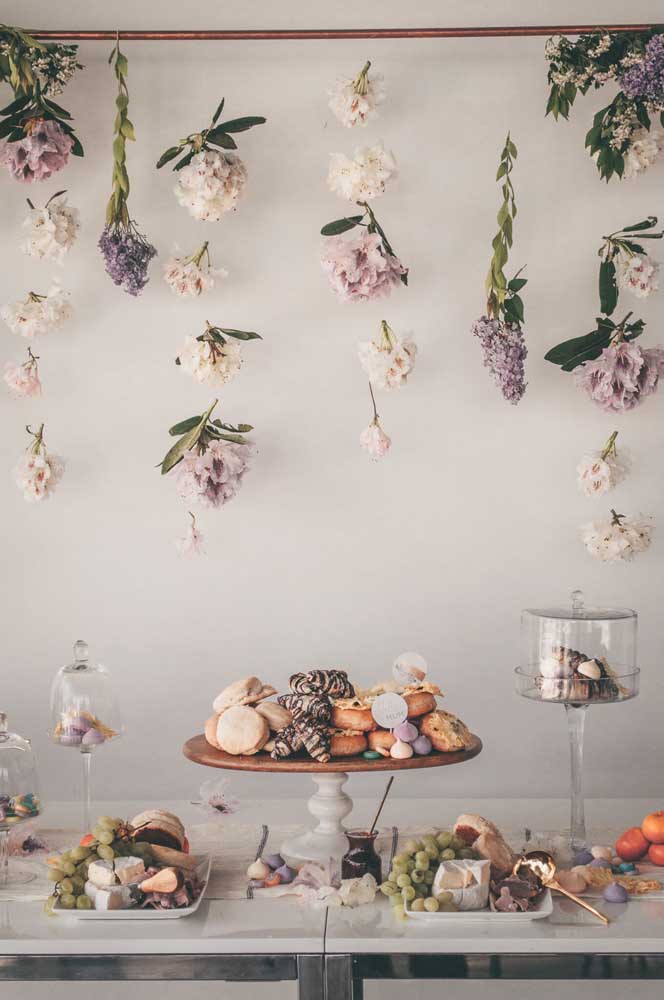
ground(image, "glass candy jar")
xmin=341 ymin=829 xmax=382 ymax=884
xmin=516 ymin=591 xmax=639 ymax=852
xmin=0 ymin=712 xmax=41 ymax=886
xmin=49 ymin=640 xmax=123 ymax=832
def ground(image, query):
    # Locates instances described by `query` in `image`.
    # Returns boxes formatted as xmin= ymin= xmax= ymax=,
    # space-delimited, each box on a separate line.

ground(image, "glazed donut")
xmin=329 ymin=729 xmax=368 ymax=757
xmin=331 ymin=699 xmax=377 ymax=732
xmin=404 ymin=690 xmax=437 ymax=718
xmin=368 ymin=729 xmax=396 ymax=752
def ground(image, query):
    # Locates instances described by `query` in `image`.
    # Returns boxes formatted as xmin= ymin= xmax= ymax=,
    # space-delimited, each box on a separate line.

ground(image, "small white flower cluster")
xmin=623 ymin=128 xmax=663 ymax=179
xmin=178 ymin=336 xmax=242 ymax=387
xmin=163 ymin=245 xmax=227 ymax=298
xmin=576 ymin=449 xmax=628 ymax=498
xmin=175 ymin=514 xmax=206 ymax=558
xmin=581 ymin=512 xmax=653 ymax=562
xmin=618 ymin=253 xmax=660 ymax=298
xmin=358 ymin=323 xmax=416 ymax=390
xmin=14 ymin=446 xmax=64 ymax=503
xmin=328 ymin=63 xmax=385 ymax=128
xmin=21 ymin=195 xmax=79 ymax=262
xmin=1 ymin=284 xmax=72 ymax=338
xmin=174 ymin=150 xmax=248 ymax=221
xmin=3 ymin=350 xmax=41 ymax=399
xmin=360 ymin=419 xmax=391 ymax=460
xmin=328 ymin=143 xmax=398 ymax=203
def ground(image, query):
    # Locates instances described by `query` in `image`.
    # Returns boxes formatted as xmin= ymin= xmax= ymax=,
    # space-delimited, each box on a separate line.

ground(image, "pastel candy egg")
xmin=412 ymin=735 xmax=432 ymax=755
xmin=362 ymin=750 xmax=382 ymax=760
xmin=573 ymin=849 xmax=594 ymax=866
xmin=264 ymin=854 xmax=284 ymax=870
xmin=393 ymin=722 xmax=418 ymax=743
xmin=602 ymin=881 xmax=629 ymax=903
xmin=589 ymin=857 xmax=612 ymax=869
xmin=390 ymin=739 xmax=414 ymax=760
xmin=246 ymin=859 xmax=271 ymax=880
xmin=66 ymin=716 xmax=92 ymax=734
xmin=591 ymin=845 xmax=613 ymax=862
xmin=82 ymin=728 xmax=105 ymax=747
xmin=58 ymin=732 xmax=83 ymax=747
xmin=275 ymin=864 xmax=295 ymax=884
xmin=618 ymin=861 xmax=637 ymax=873
xmin=556 ymin=870 xmax=588 ymax=893
xmin=578 ymin=659 xmax=602 ymax=681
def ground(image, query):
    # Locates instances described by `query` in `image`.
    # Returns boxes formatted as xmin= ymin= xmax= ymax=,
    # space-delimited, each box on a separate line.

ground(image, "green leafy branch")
xmin=175 ymin=321 xmax=262 ymax=367
xmin=544 ymin=312 xmax=644 ymax=371
xmin=320 ymin=202 xmax=409 ymax=285
xmin=105 ymin=41 xmax=134 ymax=228
xmin=598 ymin=216 xmax=663 ymax=315
xmin=484 ymin=133 xmax=526 ymax=322
xmin=159 ymin=400 xmax=253 ymax=475
xmin=156 ymin=98 xmax=266 ymax=172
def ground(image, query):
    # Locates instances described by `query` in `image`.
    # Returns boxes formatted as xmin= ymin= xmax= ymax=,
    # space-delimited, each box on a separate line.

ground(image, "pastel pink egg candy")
xmin=82 ymin=728 xmax=105 ymax=747
xmin=589 ymin=857 xmax=612 ymax=869
xmin=591 ymin=846 xmax=613 ymax=862
xmin=556 ymin=870 xmax=588 ymax=893
xmin=67 ymin=715 xmax=92 ymax=734
xmin=275 ymin=864 xmax=295 ymax=884
xmin=602 ymin=881 xmax=629 ymax=903
xmin=390 ymin=739 xmax=413 ymax=760
xmin=393 ymin=722 xmax=418 ymax=743
xmin=58 ymin=732 xmax=83 ymax=746
xmin=412 ymin=735 xmax=432 ymax=755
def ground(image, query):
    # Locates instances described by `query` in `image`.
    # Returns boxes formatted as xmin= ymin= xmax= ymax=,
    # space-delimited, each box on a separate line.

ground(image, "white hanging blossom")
xmin=576 ymin=430 xmax=628 ymax=498
xmin=623 ymin=128 xmax=663 ymax=180
xmin=175 ymin=512 xmax=206 ymax=557
xmin=581 ymin=509 xmax=653 ymax=562
xmin=617 ymin=253 xmax=660 ymax=298
xmin=3 ymin=348 xmax=42 ymax=399
xmin=174 ymin=150 xmax=247 ymax=221
xmin=327 ymin=143 xmax=397 ymax=203
xmin=163 ymin=241 xmax=228 ymax=298
xmin=177 ymin=333 xmax=242 ymax=388
xmin=358 ymin=320 xmax=416 ymax=390
xmin=14 ymin=423 xmax=64 ymax=503
xmin=21 ymin=192 xmax=79 ymax=262
xmin=1 ymin=283 xmax=72 ymax=338
xmin=360 ymin=383 xmax=391 ymax=459
xmin=328 ymin=60 xmax=386 ymax=128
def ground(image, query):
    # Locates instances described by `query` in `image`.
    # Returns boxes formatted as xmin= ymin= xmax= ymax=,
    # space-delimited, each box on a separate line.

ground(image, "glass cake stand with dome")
xmin=49 ymin=640 xmax=123 ymax=833
xmin=0 ymin=712 xmax=41 ymax=886
xmin=516 ymin=590 xmax=639 ymax=852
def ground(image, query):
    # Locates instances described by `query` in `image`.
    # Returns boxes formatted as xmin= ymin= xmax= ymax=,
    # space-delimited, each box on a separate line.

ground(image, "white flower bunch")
xmin=623 ymin=128 xmax=663 ymax=179
xmin=175 ymin=512 xmax=205 ymax=557
xmin=360 ymin=418 xmax=391 ymax=459
xmin=3 ymin=348 xmax=41 ymax=399
xmin=21 ymin=193 xmax=79 ymax=262
xmin=358 ymin=320 xmax=416 ymax=390
xmin=1 ymin=284 xmax=71 ymax=338
xmin=576 ymin=431 xmax=628 ymax=498
xmin=174 ymin=150 xmax=247 ymax=221
xmin=177 ymin=335 xmax=242 ymax=387
xmin=618 ymin=253 xmax=660 ymax=298
xmin=328 ymin=143 xmax=397 ymax=203
xmin=328 ymin=60 xmax=385 ymax=128
xmin=581 ymin=510 xmax=653 ymax=562
xmin=163 ymin=241 xmax=227 ymax=298
xmin=14 ymin=424 xmax=64 ymax=503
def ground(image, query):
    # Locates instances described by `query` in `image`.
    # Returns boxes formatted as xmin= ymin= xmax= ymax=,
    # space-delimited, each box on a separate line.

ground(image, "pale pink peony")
xmin=574 ymin=341 xmax=664 ymax=412
xmin=0 ymin=119 xmax=74 ymax=183
xmin=175 ymin=514 xmax=206 ymax=557
xmin=3 ymin=350 xmax=41 ymax=398
xmin=14 ymin=448 xmax=64 ymax=502
xmin=321 ymin=230 xmax=406 ymax=303
xmin=174 ymin=439 xmax=253 ymax=509
xmin=360 ymin=418 xmax=391 ymax=459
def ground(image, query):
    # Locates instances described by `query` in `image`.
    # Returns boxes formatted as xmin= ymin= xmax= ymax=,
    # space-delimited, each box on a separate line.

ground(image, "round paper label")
xmin=393 ymin=651 xmax=428 ymax=687
xmin=371 ymin=692 xmax=408 ymax=730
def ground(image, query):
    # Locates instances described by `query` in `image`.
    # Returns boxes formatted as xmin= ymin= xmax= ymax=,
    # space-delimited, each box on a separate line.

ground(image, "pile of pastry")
xmin=539 ymin=646 xmax=623 ymax=702
xmin=204 ymin=669 xmax=474 ymax=763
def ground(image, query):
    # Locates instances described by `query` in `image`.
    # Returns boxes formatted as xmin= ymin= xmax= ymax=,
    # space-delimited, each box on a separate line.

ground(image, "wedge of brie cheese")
xmin=84 ymin=881 xmax=135 ymax=910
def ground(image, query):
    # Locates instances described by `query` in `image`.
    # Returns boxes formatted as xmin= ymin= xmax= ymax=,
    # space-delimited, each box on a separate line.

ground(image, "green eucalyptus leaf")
xmin=160 ymin=425 xmax=202 ymax=475
xmin=116 ymin=53 xmax=128 ymax=77
xmin=168 ymin=415 xmax=203 ymax=436
xmin=173 ymin=150 xmax=195 ymax=171
xmin=220 ymin=328 xmax=262 ymax=341
xmin=41 ymin=97 xmax=72 ymax=119
xmin=71 ymin=136 xmax=84 ymax=157
xmin=599 ymin=259 xmax=618 ymax=316
xmin=211 ymin=97 xmax=225 ymax=125
xmin=0 ymin=93 xmax=30 ymax=116
xmin=321 ymin=215 xmax=364 ymax=236
xmin=120 ymin=119 xmax=135 ymax=141
xmin=620 ymin=217 xmax=658 ymax=233
xmin=214 ymin=115 xmax=266 ymax=133
xmin=507 ymin=277 xmax=527 ymax=292
xmin=545 ymin=326 xmax=614 ymax=369
xmin=206 ymin=129 xmax=237 ymax=150
xmin=156 ymin=145 xmax=181 ymax=169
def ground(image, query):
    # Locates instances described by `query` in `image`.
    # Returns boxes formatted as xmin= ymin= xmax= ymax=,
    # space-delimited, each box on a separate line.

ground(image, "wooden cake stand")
xmin=183 ymin=733 xmax=483 ymax=863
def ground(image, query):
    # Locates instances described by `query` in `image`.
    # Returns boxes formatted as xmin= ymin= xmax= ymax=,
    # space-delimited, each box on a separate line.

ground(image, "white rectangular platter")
xmin=54 ymin=856 xmax=211 ymax=920
xmin=405 ymin=888 xmax=553 ymax=922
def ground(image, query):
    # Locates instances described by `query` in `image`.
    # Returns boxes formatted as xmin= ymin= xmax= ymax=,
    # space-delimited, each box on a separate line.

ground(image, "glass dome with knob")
xmin=49 ymin=640 xmax=123 ymax=833
xmin=516 ymin=590 xmax=639 ymax=852
xmin=0 ymin=712 xmax=41 ymax=886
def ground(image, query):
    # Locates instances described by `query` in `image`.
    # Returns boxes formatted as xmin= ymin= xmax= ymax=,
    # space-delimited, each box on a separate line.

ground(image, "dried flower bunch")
xmin=472 ymin=133 xmax=527 ymax=404
xmin=3 ymin=347 xmax=41 ymax=398
xmin=360 ymin=383 xmax=391 ymax=460
xmin=576 ymin=431 xmax=628 ymax=498
xmin=98 ymin=41 xmax=156 ymax=295
xmin=163 ymin=242 xmax=227 ymax=298
xmin=156 ymin=98 xmax=266 ymax=221
xmin=327 ymin=142 xmax=397 ymax=203
xmin=175 ymin=511 xmax=206 ymax=558
xmin=597 ymin=216 xmax=662 ymax=315
xmin=0 ymin=26 xmax=83 ymax=182
xmin=545 ymin=30 xmax=664 ymax=181
xmin=358 ymin=320 xmax=416 ymax=390
xmin=328 ymin=60 xmax=386 ymax=128
xmin=176 ymin=321 xmax=261 ymax=388
xmin=14 ymin=422 xmax=64 ymax=502
xmin=581 ymin=509 xmax=653 ymax=562
xmin=21 ymin=190 xmax=79 ymax=261
xmin=1 ymin=283 xmax=71 ymax=338
xmin=320 ymin=202 xmax=408 ymax=302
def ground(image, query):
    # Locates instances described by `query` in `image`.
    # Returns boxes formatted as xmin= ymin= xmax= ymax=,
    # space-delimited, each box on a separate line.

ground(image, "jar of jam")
xmin=341 ymin=829 xmax=382 ymax=883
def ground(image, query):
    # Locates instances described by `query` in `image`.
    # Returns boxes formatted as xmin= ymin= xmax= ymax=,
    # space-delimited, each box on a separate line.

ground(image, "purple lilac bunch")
xmin=574 ymin=340 xmax=664 ymax=412
xmin=472 ymin=316 xmax=528 ymax=405
xmin=98 ymin=225 xmax=157 ymax=297
xmin=620 ymin=34 xmax=664 ymax=102
xmin=0 ymin=119 xmax=73 ymax=183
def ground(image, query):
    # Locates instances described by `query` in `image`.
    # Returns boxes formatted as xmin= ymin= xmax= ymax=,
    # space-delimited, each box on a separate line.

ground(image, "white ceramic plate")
xmin=54 ymin=856 xmax=211 ymax=920
xmin=405 ymin=888 xmax=553 ymax=921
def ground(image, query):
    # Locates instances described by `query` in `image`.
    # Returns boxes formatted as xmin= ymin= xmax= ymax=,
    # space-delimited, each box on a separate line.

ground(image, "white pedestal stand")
xmin=280 ymin=772 xmax=353 ymax=864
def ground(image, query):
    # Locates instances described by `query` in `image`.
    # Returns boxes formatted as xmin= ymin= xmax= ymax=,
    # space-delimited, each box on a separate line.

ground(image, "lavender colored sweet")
xmin=573 ymin=849 xmax=594 ymax=866
xmin=412 ymin=735 xmax=433 ymax=755
xmin=275 ymin=864 xmax=295 ymax=884
xmin=66 ymin=715 xmax=92 ymax=734
xmin=602 ymin=881 xmax=629 ymax=903
xmin=471 ymin=314 xmax=527 ymax=404
xmin=589 ymin=857 xmax=612 ymax=869
xmin=58 ymin=732 xmax=83 ymax=746
xmin=98 ymin=224 xmax=157 ymax=297
xmin=264 ymin=854 xmax=285 ymax=870
xmin=81 ymin=728 xmax=105 ymax=747
xmin=393 ymin=722 xmax=418 ymax=743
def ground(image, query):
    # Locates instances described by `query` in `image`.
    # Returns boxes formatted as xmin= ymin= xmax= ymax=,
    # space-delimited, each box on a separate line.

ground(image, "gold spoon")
xmin=513 ymin=850 xmax=609 ymax=925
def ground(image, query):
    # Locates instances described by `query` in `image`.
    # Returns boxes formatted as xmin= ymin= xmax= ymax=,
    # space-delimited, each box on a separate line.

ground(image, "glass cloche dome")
xmin=49 ymin=640 xmax=123 ymax=749
xmin=0 ymin=712 xmax=41 ymax=886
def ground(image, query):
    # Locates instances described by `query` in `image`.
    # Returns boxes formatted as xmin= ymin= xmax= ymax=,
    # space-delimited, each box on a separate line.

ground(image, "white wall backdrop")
xmin=1 ymin=0 xmax=663 ymax=810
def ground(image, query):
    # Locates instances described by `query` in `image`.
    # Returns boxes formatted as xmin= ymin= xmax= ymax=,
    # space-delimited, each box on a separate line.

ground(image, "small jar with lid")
xmin=0 ymin=712 xmax=41 ymax=886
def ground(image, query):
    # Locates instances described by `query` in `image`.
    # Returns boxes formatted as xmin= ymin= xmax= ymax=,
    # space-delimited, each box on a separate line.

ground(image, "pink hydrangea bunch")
xmin=174 ymin=150 xmax=247 ymax=221
xmin=3 ymin=349 xmax=41 ymax=399
xmin=174 ymin=439 xmax=253 ymax=509
xmin=0 ymin=119 xmax=74 ymax=183
xmin=574 ymin=340 xmax=664 ymax=412
xmin=14 ymin=424 xmax=64 ymax=503
xmin=175 ymin=513 xmax=206 ymax=557
xmin=321 ymin=230 xmax=406 ymax=303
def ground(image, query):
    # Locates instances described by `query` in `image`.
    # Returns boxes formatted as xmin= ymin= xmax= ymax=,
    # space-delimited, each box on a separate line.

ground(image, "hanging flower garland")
xmin=159 ymin=400 xmax=254 ymax=510
xmin=320 ymin=202 xmax=408 ymax=302
xmin=163 ymin=242 xmax=227 ymax=298
xmin=544 ymin=30 xmax=664 ymax=181
xmin=175 ymin=511 xmax=205 ymax=558
xmin=358 ymin=320 xmax=416 ymax=390
xmin=546 ymin=217 xmax=664 ymax=412
xmin=14 ymin=422 xmax=64 ymax=502
xmin=576 ymin=431 xmax=629 ymax=498
xmin=471 ymin=133 xmax=528 ymax=404
xmin=0 ymin=26 xmax=83 ymax=182
xmin=581 ymin=509 xmax=653 ymax=562
xmin=4 ymin=347 xmax=41 ymax=398
xmin=156 ymin=98 xmax=266 ymax=221
xmin=21 ymin=190 xmax=79 ymax=261
xmin=328 ymin=61 xmax=386 ymax=128
xmin=98 ymin=41 xmax=156 ymax=296
xmin=176 ymin=321 xmax=261 ymax=387
xmin=327 ymin=143 xmax=397 ymax=202
xmin=360 ymin=382 xmax=391 ymax=460
xmin=1 ymin=283 xmax=71 ymax=338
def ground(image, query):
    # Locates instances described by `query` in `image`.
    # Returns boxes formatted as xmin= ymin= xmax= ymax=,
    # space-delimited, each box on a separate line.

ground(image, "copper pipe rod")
xmin=26 ymin=24 xmax=662 ymax=42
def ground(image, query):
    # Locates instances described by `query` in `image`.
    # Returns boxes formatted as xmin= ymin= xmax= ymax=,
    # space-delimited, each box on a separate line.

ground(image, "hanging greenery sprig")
xmin=597 ymin=216 xmax=663 ymax=315
xmin=98 ymin=40 xmax=156 ymax=296
xmin=0 ymin=24 xmax=81 ymax=98
xmin=156 ymin=97 xmax=266 ymax=171
xmin=485 ymin=133 xmax=526 ymax=324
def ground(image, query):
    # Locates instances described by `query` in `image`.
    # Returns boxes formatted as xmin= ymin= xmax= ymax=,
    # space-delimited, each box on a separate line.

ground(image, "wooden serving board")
xmin=183 ymin=733 xmax=482 ymax=773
